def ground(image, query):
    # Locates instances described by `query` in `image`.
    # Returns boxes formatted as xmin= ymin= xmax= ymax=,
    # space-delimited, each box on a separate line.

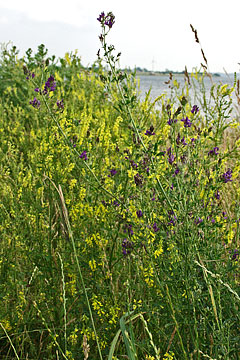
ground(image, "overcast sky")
xmin=0 ymin=0 xmax=240 ymax=73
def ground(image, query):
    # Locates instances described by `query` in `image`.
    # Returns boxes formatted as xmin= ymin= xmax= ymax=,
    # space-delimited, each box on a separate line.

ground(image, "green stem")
xmin=102 ymin=29 xmax=174 ymax=213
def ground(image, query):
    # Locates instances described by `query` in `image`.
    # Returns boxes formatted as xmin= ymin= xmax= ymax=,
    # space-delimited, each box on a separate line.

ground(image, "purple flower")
xmin=130 ymin=160 xmax=138 ymax=168
xmin=230 ymin=248 xmax=239 ymax=261
xmin=215 ymin=190 xmax=220 ymax=200
xmin=44 ymin=75 xmax=56 ymax=94
xmin=168 ymin=211 xmax=177 ymax=226
xmin=26 ymin=72 xmax=35 ymax=80
xmin=176 ymin=133 xmax=187 ymax=146
xmin=56 ymin=99 xmax=64 ymax=111
xmin=97 ymin=11 xmax=115 ymax=28
xmin=122 ymin=238 xmax=133 ymax=256
xmin=167 ymin=147 xmax=175 ymax=165
xmin=29 ymin=97 xmax=40 ymax=109
xmin=167 ymin=118 xmax=177 ymax=126
xmin=97 ymin=11 xmax=105 ymax=22
xmin=79 ymin=151 xmax=88 ymax=161
xmin=152 ymin=223 xmax=159 ymax=232
xmin=222 ymin=211 xmax=228 ymax=219
xmin=104 ymin=13 xmax=115 ymax=28
xmin=222 ymin=169 xmax=232 ymax=183
xmin=195 ymin=217 xmax=203 ymax=225
xmin=145 ymin=125 xmax=155 ymax=136
xmin=208 ymin=147 xmax=219 ymax=156
xmin=134 ymin=173 xmax=143 ymax=186
xmin=191 ymin=105 xmax=199 ymax=114
xmin=168 ymin=154 xmax=175 ymax=165
xmin=181 ymin=117 xmax=192 ymax=128
xmin=34 ymin=87 xmax=40 ymax=92
xmin=136 ymin=210 xmax=143 ymax=218
xmin=109 ymin=169 xmax=117 ymax=176
xmin=174 ymin=167 xmax=180 ymax=176
xmin=124 ymin=223 xmax=133 ymax=236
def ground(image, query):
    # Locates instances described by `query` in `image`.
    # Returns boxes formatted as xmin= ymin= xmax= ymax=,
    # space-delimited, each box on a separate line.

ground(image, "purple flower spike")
xmin=176 ymin=133 xmax=187 ymax=146
xmin=174 ymin=167 xmax=180 ymax=176
xmin=191 ymin=105 xmax=199 ymax=114
xmin=181 ymin=117 xmax=192 ymax=128
xmin=109 ymin=169 xmax=117 ymax=176
xmin=29 ymin=97 xmax=40 ymax=109
xmin=222 ymin=211 xmax=228 ymax=219
xmin=97 ymin=12 xmax=105 ymax=22
xmin=57 ymin=99 xmax=64 ymax=110
xmin=136 ymin=210 xmax=143 ymax=218
xmin=195 ymin=217 xmax=203 ymax=225
xmin=208 ymin=147 xmax=219 ymax=156
xmin=145 ymin=125 xmax=155 ymax=136
xmin=79 ymin=151 xmax=88 ymax=161
xmin=134 ymin=173 xmax=143 ymax=187
xmin=122 ymin=238 xmax=133 ymax=256
xmin=44 ymin=75 xmax=56 ymax=94
xmin=231 ymin=248 xmax=239 ymax=261
xmin=222 ymin=168 xmax=232 ymax=183
xmin=168 ymin=154 xmax=175 ymax=165
xmin=152 ymin=223 xmax=159 ymax=232
xmin=215 ymin=190 xmax=220 ymax=200
xmin=167 ymin=118 xmax=177 ymax=126
xmin=97 ymin=11 xmax=115 ymax=28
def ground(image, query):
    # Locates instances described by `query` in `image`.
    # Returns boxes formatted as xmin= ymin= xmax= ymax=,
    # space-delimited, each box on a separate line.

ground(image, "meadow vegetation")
xmin=0 ymin=12 xmax=240 ymax=359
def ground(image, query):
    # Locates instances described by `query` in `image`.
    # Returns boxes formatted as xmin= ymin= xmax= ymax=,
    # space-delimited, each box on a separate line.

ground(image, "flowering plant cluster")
xmin=0 ymin=11 xmax=239 ymax=360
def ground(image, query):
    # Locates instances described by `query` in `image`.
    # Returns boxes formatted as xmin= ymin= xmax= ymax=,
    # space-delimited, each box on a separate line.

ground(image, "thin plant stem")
xmin=56 ymin=183 xmax=103 ymax=360
xmin=166 ymin=285 xmax=188 ymax=360
xmin=0 ymin=322 xmax=20 ymax=360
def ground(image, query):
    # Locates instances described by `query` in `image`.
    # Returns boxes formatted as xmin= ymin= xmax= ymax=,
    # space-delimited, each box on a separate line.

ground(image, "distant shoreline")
xmin=135 ymin=71 xmax=222 ymax=77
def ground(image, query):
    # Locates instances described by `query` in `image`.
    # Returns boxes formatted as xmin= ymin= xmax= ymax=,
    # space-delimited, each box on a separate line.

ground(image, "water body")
xmin=137 ymin=73 xmax=240 ymax=114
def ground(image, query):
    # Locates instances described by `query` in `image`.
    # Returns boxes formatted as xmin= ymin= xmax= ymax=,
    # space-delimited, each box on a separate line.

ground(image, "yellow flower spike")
xmin=230 ymin=122 xmax=239 ymax=129
xmin=163 ymin=351 xmax=175 ymax=360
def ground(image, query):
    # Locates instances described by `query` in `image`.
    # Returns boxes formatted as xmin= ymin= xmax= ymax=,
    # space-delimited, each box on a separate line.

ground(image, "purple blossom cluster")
xmin=191 ymin=105 xmax=199 ymax=114
xmin=23 ymin=66 xmax=35 ymax=80
xmin=152 ymin=222 xmax=159 ymax=232
xmin=109 ymin=169 xmax=117 ymax=177
xmin=29 ymin=97 xmax=40 ymax=109
xmin=122 ymin=238 xmax=133 ymax=256
xmin=167 ymin=118 xmax=177 ymax=126
xmin=229 ymin=248 xmax=239 ymax=261
xmin=43 ymin=75 xmax=56 ymax=94
xmin=167 ymin=147 xmax=175 ymax=165
xmin=97 ymin=11 xmax=115 ymax=28
xmin=57 ymin=99 xmax=64 ymax=111
xmin=145 ymin=125 xmax=155 ymax=136
xmin=124 ymin=223 xmax=134 ymax=236
xmin=222 ymin=169 xmax=232 ymax=183
xmin=208 ymin=147 xmax=219 ymax=156
xmin=176 ymin=133 xmax=187 ymax=146
xmin=134 ymin=173 xmax=143 ymax=186
xmin=195 ymin=217 xmax=203 ymax=225
xmin=79 ymin=151 xmax=88 ymax=161
xmin=168 ymin=210 xmax=177 ymax=227
xmin=181 ymin=117 xmax=192 ymax=128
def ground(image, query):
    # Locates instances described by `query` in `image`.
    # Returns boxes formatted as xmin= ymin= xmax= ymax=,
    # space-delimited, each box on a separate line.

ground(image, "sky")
xmin=0 ymin=0 xmax=240 ymax=73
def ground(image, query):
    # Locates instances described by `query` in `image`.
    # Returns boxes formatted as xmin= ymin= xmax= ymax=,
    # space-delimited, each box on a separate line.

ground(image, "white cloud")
xmin=0 ymin=0 xmax=240 ymax=72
